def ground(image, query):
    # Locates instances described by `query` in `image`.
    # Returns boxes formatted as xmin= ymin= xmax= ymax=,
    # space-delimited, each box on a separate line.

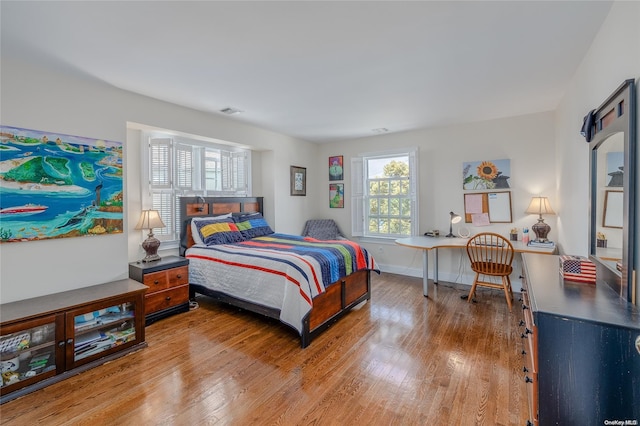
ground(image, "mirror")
xmin=594 ymin=133 xmax=624 ymax=261
xmin=587 ymin=79 xmax=636 ymax=304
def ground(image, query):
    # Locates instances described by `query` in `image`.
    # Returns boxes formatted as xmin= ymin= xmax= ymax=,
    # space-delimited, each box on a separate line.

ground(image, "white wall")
xmin=555 ymin=1 xmax=640 ymax=256
xmin=0 ymin=55 xmax=319 ymax=303
xmin=554 ymin=1 xmax=640 ymax=304
xmin=317 ymin=112 xmax=556 ymax=289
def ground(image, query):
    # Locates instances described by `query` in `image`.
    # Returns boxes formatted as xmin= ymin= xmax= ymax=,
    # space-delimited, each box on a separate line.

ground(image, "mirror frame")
xmin=587 ymin=79 xmax=636 ymax=303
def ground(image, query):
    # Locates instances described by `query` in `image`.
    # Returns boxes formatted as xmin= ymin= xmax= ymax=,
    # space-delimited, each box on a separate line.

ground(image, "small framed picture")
xmin=290 ymin=165 xmax=306 ymax=196
xmin=329 ymin=155 xmax=344 ymax=181
xmin=330 ymin=183 xmax=344 ymax=208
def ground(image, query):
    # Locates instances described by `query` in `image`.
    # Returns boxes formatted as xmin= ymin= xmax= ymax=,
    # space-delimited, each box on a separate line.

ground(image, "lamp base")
xmin=531 ymin=218 xmax=551 ymax=243
xmin=142 ymin=254 xmax=161 ymax=263
xmin=445 ymin=223 xmax=456 ymax=238
xmin=141 ymin=233 xmax=162 ymax=263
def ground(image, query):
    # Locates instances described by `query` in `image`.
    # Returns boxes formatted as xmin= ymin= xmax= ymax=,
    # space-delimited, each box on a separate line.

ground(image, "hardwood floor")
xmin=0 ymin=273 xmax=529 ymax=425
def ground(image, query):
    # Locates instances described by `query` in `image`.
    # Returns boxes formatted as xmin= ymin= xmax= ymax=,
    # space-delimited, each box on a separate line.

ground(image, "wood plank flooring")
xmin=0 ymin=273 xmax=529 ymax=425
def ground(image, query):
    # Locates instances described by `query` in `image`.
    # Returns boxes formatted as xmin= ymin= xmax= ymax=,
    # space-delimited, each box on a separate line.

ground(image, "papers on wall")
xmin=463 ymin=191 xmax=513 ymax=223
xmin=471 ymin=213 xmax=490 ymax=226
xmin=465 ymin=194 xmax=483 ymax=213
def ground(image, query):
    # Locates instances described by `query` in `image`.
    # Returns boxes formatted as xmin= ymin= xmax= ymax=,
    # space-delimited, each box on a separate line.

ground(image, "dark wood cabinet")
xmin=520 ymin=253 xmax=640 ymax=425
xmin=0 ymin=279 xmax=147 ymax=404
xmin=129 ymin=256 xmax=189 ymax=325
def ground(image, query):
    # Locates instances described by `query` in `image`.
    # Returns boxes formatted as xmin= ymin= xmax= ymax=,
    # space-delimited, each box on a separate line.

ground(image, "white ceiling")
xmin=1 ymin=1 xmax=612 ymax=143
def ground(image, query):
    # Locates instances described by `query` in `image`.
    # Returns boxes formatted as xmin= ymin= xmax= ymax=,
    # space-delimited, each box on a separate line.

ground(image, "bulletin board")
xmin=463 ymin=191 xmax=512 ymax=224
xmin=603 ymin=190 xmax=623 ymax=228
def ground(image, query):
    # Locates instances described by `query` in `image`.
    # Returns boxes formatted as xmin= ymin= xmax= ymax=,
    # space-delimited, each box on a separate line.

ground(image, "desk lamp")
xmin=525 ymin=197 xmax=556 ymax=242
xmin=445 ymin=211 xmax=462 ymax=238
xmin=135 ymin=209 xmax=166 ymax=262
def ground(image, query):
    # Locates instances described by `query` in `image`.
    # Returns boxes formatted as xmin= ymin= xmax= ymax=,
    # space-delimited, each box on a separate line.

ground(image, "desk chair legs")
xmin=467 ymin=274 xmax=514 ymax=312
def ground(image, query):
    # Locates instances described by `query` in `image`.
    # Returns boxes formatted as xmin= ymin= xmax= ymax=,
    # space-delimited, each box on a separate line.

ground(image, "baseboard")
xmin=375 ymin=263 xmax=523 ymax=293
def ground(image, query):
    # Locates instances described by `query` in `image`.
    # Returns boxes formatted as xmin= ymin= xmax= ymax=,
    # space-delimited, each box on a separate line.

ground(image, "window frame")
xmin=141 ymin=131 xmax=251 ymax=246
xmin=351 ymin=147 xmax=419 ymax=239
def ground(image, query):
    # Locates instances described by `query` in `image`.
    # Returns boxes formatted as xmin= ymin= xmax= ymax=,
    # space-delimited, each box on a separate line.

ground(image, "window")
xmin=143 ymin=133 xmax=251 ymax=244
xmin=351 ymin=148 xmax=418 ymax=238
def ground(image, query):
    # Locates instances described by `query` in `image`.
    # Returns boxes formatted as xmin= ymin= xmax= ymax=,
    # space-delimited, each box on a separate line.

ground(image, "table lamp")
xmin=135 ymin=209 xmax=166 ymax=262
xmin=445 ymin=211 xmax=462 ymax=238
xmin=525 ymin=197 xmax=555 ymax=242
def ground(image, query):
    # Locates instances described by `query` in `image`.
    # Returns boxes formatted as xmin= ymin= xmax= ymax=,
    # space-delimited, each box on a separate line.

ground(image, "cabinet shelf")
xmin=1 ymin=279 xmax=147 ymax=404
xmin=0 ymin=341 xmax=55 ymax=362
xmin=74 ymin=312 xmax=135 ymax=336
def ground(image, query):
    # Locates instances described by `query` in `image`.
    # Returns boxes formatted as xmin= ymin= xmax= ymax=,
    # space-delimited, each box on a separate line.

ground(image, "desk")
xmin=395 ymin=236 xmax=557 ymax=297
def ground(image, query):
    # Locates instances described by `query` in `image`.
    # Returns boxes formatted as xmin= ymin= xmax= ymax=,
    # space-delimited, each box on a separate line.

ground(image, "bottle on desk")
xmin=523 ymin=228 xmax=529 ymax=245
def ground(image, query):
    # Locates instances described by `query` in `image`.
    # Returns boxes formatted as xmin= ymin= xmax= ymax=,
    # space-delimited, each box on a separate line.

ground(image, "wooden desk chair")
xmin=466 ymin=232 xmax=515 ymax=311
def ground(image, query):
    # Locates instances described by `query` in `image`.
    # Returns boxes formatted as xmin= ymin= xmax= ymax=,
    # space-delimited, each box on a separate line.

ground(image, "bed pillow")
xmin=195 ymin=216 xmax=245 ymax=246
xmin=190 ymin=213 xmax=232 ymax=245
xmin=235 ymin=213 xmax=274 ymax=239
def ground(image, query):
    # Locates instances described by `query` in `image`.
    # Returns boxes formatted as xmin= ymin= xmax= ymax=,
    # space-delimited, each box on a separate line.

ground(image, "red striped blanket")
xmin=186 ymin=234 xmax=378 ymax=333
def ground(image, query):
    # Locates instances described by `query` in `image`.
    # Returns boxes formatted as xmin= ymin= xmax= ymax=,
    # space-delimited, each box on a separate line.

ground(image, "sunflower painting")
xmin=462 ymin=159 xmax=511 ymax=190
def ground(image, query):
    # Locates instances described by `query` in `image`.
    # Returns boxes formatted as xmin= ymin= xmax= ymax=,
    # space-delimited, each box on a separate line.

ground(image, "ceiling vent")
xmin=220 ymin=107 xmax=243 ymax=115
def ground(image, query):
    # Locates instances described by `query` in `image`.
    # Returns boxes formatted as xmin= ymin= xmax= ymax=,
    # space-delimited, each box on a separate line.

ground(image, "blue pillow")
xmin=195 ymin=217 xmax=245 ymax=245
xmin=235 ymin=213 xmax=274 ymax=239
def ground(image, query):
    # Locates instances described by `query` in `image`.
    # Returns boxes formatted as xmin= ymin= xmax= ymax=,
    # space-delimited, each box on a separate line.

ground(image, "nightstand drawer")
xmin=129 ymin=256 xmax=190 ymax=325
xmin=142 ymin=266 xmax=189 ymax=293
xmin=145 ymin=285 xmax=189 ymax=315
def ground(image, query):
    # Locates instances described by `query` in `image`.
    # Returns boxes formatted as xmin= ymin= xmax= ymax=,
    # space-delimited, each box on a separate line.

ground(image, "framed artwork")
xmin=603 ymin=190 xmax=623 ymax=228
xmin=329 ymin=155 xmax=344 ymax=181
xmin=0 ymin=125 xmax=123 ymax=243
xmin=330 ymin=183 xmax=344 ymax=208
xmin=290 ymin=165 xmax=306 ymax=196
xmin=462 ymin=159 xmax=511 ymax=190
xmin=605 ymin=151 xmax=623 ymax=187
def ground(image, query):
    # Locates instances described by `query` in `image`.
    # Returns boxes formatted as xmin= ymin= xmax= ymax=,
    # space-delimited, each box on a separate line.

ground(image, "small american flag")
xmin=560 ymin=255 xmax=596 ymax=284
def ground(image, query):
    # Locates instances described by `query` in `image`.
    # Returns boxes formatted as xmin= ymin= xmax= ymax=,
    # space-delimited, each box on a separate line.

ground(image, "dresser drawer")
xmin=142 ymin=266 xmax=189 ymax=294
xmin=145 ymin=285 xmax=189 ymax=315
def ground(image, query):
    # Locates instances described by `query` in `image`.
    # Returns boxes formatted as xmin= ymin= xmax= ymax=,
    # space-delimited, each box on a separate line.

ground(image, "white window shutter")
xmin=221 ymin=150 xmax=231 ymax=190
xmin=175 ymin=144 xmax=193 ymax=190
xmin=149 ymin=138 xmax=172 ymax=189
xmin=351 ymin=156 xmax=364 ymax=236
xmin=409 ymin=149 xmax=419 ymax=235
xmin=231 ymin=151 xmax=247 ymax=193
xmin=151 ymin=192 xmax=173 ymax=237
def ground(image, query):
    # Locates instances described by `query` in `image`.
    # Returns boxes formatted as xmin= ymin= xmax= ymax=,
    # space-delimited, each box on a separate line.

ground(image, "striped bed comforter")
xmin=185 ymin=233 xmax=378 ymax=333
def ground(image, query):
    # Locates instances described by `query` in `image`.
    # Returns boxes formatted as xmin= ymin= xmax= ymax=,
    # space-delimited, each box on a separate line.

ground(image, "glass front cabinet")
xmin=0 ymin=315 xmax=64 ymax=395
xmin=67 ymin=297 xmax=140 ymax=368
xmin=0 ymin=279 xmax=147 ymax=403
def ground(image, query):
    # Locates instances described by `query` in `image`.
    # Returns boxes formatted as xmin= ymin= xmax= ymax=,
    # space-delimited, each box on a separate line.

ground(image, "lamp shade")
xmin=525 ymin=197 xmax=556 ymax=216
xmin=446 ymin=211 xmax=462 ymax=238
xmin=134 ymin=210 xmax=165 ymax=230
xmin=450 ymin=211 xmax=462 ymax=224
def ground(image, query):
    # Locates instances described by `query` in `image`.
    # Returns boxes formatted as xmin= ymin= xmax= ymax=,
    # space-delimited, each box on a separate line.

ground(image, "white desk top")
xmin=395 ymin=235 xmax=557 ymax=254
xmin=595 ymin=247 xmax=622 ymax=261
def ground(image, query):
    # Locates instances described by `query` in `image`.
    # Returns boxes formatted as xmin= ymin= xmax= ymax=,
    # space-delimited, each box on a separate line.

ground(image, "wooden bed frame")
xmin=179 ymin=196 xmax=372 ymax=348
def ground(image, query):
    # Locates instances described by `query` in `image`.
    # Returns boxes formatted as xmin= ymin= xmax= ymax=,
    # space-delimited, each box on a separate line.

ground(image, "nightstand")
xmin=129 ymin=256 xmax=189 ymax=325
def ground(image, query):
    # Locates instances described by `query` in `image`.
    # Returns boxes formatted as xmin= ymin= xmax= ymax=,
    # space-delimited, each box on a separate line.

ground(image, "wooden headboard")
xmin=179 ymin=196 xmax=264 ymax=256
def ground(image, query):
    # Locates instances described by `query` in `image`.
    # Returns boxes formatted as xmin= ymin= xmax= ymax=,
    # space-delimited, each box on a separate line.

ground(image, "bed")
xmin=179 ymin=196 xmax=379 ymax=348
